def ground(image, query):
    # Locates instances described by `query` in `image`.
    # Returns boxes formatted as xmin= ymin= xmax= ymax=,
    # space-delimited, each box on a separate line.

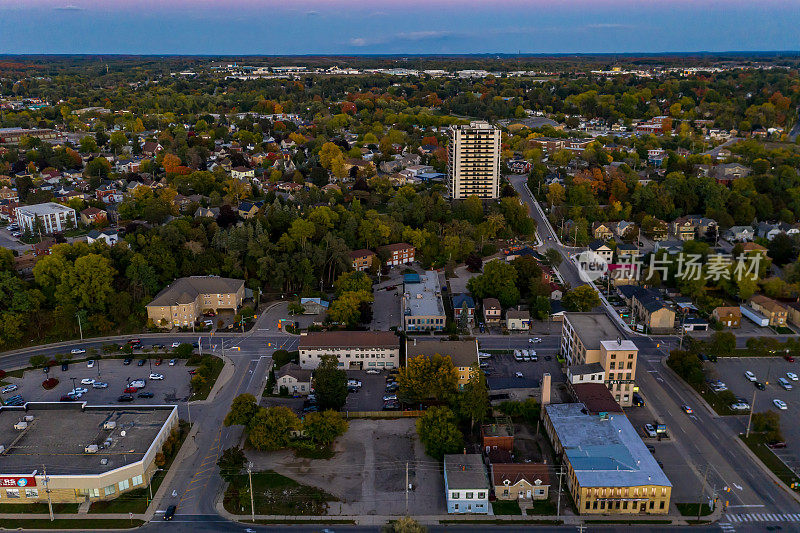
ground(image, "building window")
xmin=104 ymin=485 xmax=116 ymax=496
xmin=623 ymin=501 xmax=628 ymax=509
xmin=25 ymin=489 xmax=38 ymax=498
xmin=118 ymin=479 xmax=130 ymax=491
xmin=477 ymin=492 xmax=485 ymax=499
xmin=452 ymin=492 xmax=459 ymax=499
xmin=649 ymin=501 xmax=655 ymax=510
xmin=5 ymin=489 xmax=20 ymax=498
xmin=660 ymin=500 xmax=665 ymax=509
xmin=132 ymin=475 xmax=143 ymax=487
xmin=503 ymin=489 xmax=509 ymax=496
xmin=465 ymin=492 xmax=473 ymax=499
xmin=586 ymin=501 xmax=591 ymax=510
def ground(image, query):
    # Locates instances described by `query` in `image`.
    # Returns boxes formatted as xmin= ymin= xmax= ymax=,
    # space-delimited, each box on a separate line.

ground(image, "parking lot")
xmin=343 ymin=369 xmax=396 ymax=411
xmin=1 ymin=356 xmax=193 ymax=406
xmin=480 ymin=348 xmax=565 ymax=390
xmin=709 ymin=356 xmax=800 ymax=472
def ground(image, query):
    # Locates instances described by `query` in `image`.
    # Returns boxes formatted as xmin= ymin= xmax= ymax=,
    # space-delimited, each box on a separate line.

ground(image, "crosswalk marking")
xmin=728 ymin=513 xmax=800 ymax=523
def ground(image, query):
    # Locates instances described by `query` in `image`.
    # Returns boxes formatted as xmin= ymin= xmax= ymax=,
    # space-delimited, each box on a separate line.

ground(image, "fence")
xmin=345 ymin=410 xmax=425 ymax=419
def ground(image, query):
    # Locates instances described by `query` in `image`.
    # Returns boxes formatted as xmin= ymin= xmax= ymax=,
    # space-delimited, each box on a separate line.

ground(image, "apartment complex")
xmin=402 ymin=270 xmax=446 ymax=332
xmin=146 ymin=276 xmax=245 ymax=327
xmin=0 ymin=404 xmax=177 ymax=505
xmin=543 ymin=403 xmax=671 ymax=515
xmin=748 ymin=295 xmax=788 ymax=326
xmin=561 ymin=313 xmax=638 ymax=407
xmin=447 ymin=121 xmax=501 ymax=199
xmin=298 ymin=331 xmax=400 ymax=370
xmin=406 ymin=339 xmax=479 ymax=386
xmin=379 ymin=242 xmax=415 ymax=267
xmin=15 ymin=202 xmax=77 ymax=234
xmin=349 ymin=249 xmax=375 ymax=272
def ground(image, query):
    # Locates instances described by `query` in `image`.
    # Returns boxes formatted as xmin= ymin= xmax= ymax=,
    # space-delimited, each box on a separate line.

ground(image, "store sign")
xmin=0 ymin=477 xmax=36 ymax=487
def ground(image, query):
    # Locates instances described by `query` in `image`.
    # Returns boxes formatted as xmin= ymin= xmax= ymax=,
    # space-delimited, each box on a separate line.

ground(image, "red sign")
xmin=0 ymin=477 xmax=36 ymax=488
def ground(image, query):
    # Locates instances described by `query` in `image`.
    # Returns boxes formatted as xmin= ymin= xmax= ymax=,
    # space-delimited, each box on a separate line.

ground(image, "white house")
xmin=15 ymin=202 xmax=77 ymax=234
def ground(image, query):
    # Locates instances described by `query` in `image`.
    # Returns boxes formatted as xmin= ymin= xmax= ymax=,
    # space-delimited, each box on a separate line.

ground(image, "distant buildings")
xmin=15 ymin=202 xmax=77 ymax=234
xmin=402 ymin=271 xmax=446 ymax=332
xmin=447 ymin=121 xmax=501 ymax=199
xmin=146 ymin=276 xmax=245 ymax=328
xmin=561 ymin=312 xmax=638 ymax=407
xmin=298 ymin=331 xmax=400 ymax=370
xmin=542 ymin=403 xmax=671 ymax=515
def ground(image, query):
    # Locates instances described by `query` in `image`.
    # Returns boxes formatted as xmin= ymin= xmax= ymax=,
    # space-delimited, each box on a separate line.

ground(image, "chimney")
xmin=414 ymin=338 xmax=417 ymax=346
xmin=540 ymin=373 xmax=551 ymax=407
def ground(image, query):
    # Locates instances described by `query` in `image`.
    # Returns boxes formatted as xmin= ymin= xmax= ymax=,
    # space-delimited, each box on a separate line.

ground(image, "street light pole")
xmin=247 ymin=462 xmax=255 ymax=523
xmin=746 ymin=388 xmax=758 ymax=437
xmin=76 ymin=313 xmax=83 ymax=341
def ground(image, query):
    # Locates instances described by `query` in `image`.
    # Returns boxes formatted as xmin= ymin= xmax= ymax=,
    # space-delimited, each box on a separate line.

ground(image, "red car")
xmin=155 ymin=358 xmax=163 ymax=366
xmin=785 ymin=354 xmax=795 ymax=363
xmin=123 ymin=386 xmax=138 ymax=393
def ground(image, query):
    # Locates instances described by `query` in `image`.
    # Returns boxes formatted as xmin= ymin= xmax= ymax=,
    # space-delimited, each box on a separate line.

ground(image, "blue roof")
xmin=403 ymin=273 xmax=421 ymax=284
xmin=417 ymin=172 xmax=445 ymax=181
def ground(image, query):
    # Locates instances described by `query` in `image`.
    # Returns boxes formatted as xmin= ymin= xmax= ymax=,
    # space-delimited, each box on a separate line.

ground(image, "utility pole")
xmin=556 ymin=467 xmax=564 ymax=517
xmin=247 ymin=462 xmax=255 ymax=523
xmin=76 ymin=313 xmax=83 ymax=341
xmin=43 ymin=465 xmax=54 ymax=521
xmin=405 ymin=461 xmax=409 ymax=514
xmin=698 ymin=464 xmax=709 ymax=521
xmin=745 ymin=388 xmax=758 ymax=437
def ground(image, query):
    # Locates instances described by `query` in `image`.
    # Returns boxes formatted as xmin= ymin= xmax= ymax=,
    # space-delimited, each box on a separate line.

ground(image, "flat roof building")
xmin=402 ymin=271 xmax=446 ymax=332
xmin=447 ymin=121 xmax=501 ymax=200
xmin=542 ymin=403 xmax=671 ymax=515
xmin=14 ymin=202 xmax=77 ymax=235
xmin=0 ymin=403 xmax=178 ymax=505
xmin=561 ymin=313 xmax=638 ymax=407
xmin=298 ymin=331 xmax=400 ymax=370
xmin=406 ymin=339 xmax=479 ymax=386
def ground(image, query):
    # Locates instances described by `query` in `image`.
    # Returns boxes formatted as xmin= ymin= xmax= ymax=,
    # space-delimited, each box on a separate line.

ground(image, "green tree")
xmin=247 ymin=406 xmax=301 ymax=451
xmin=334 ymin=271 xmax=372 ymax=296
xmin=561 ymin=285 xmax=601 ymax=312
xmin=416 ymin=406 xmax=464 ymax=460
xmin=454 ymin=368 xmax=489 ymax=431
xmin=313 ymin=354 xmax=348 ymax=410
xmin=544 ymin=248 xmax=562 ymax=268
xmin=399 ymin=354 xmax=458 ymax=404
xmin=303 ymin=410 xmax=349 ymax=445
xmin=382 ymin=516 xmax=427 ymax=533
xmin=217 ymin=446 xmax=246 ymax=483
xmin=328 ymin=290 xmax=373 ymax=327
xmin=224 ymin=393 xmax=259 ymax=426
xmin=467 ymin=260 xmax=520 ymax=308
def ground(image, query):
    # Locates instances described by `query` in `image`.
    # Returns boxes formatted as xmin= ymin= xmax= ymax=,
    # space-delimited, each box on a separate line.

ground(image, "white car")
xmin=365 ymin=369 xmax=381 ymax=374
xmin=643 ymin=424 xmax=657 ymax=438
xmin=744 ymin=371 xmax=756 ymax=382
xmin=347 ymin=379 xmax=362 ymax=388
xmin=92 ymin=382 xmax=108 ymax=389
xmin=171 ymin=342 xmax=181 ymax=348
xmin=86 ymin=360 xmax=95 ymax=368
xmin=69 ymin=387 xmax=88 ymax=395
xmin=169 ymin=359 xmax=177 ymax=366
xmin=383 ymin=394 xmax=397 ymax=401
xmin=129 ymin=379 xmax=146 ymax=388
xmin=1 ymin=385 xmax=18 ymax=394
xmin=80 ymin=378 xmax=95 ymax=385
xmin=778 ymin=377 xmax=793 ymax=391
xmin=515 ymin=371 xmax=524 ymax=378
xmin=788 ymin=372 xmax=798 ymax=381
xmin=149 ymin=373 xmax=164 ymax=380
xmin=71 ymin=348 xmax=86 ymax=355
xmin=773 ymin=399 xmax=788 ymax=410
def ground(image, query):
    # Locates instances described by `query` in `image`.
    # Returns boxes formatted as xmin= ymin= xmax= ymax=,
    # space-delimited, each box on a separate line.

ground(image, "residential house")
xmin=748 ymin=295 xmax=788 ymax=326
xmin=79 ymin=207 xmax=106 ymax=226
xmin=615 ymin=243 xmax=639 ymax=259
xmin=444 ymin=454 xmax=489 ymax=514
xmin=141 ymin=141 xmax=162 ymax=156
xmin=491 ymin=464 xmax=550 ymax=502
xmin=588 ymin=240 xmax=613 ymax=263
xmin=349 ymin=249 xmax=376 ymax=272
xmin=146 ymin=276 xmax=246 ymax=328
xmin=506 ymin=309 xmax=531 ymax=331
xmin=670 ymin=217 xmax=697 ymax=241
xmin=617 ymin=286 xmax=676 ymax=334
xmin=406 ymin=339 xmax=479 ymax=386
xmin=483 ymin=298 xmax=502 ymax=326
xmin=710 ymin=163 xmax=751 ymax=185
xmin=724 ymin=226 xmax=755 ymax=242
xmin=33 ymin=238 xmax=56 ymax=257
xmin=379 ymin=242 xmax=415 ymax=267
xmin=481 ymin=422 xmax=514 ymax=452
xmin=231 ymin=166 xmax=255 ymax=180
xmin=86 ymin=229 xmax=120 ymax=246
xmin=0 ymin=186 xmax=18 ymax=202
xmin=645 ymin=219 xmax=669 ymax=241
xmin=299 ymin=297 xmax=329 ymax=314
xmin=615 ymin=220 xmax=636 ymax=240
xmin=592 ymin=222 xmax=614 ymax=240
xmin=237 ymin=200 xmax=262 ymax=220
xmin=785 ymin=302 xmax=800 ymax=328
xmin=452 ymin=293 xmax=476 ymax=327
xmin=273 ymin=363 xmax=312 ymax=396
xmin=299 ymin=331 xmax=400 ymax=370
xmin=194 ymin=206 xmax=220 ymax=218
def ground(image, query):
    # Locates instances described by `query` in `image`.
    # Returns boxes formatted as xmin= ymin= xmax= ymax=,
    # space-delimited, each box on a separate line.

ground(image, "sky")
xmin=1 ymin=0 xmax=799 ymax=55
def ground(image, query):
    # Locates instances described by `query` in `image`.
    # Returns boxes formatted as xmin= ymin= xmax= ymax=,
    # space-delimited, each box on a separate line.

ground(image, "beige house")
xmin=483 ymin=298 xmax=502 ymax=325
xmin=711 ymin=307 xmax=742 ymax=328
xmin=561 ymin=313 xmax=638 ymax=407
xmin=748 ymin=295 xmax=788 ymax=326
xmin=505 ymin=309 xmax=530 ymax=331
xmin=491 ymin=463 xmax=550 ymax=501
xmin=146 ymin=276 xmax=245 ymax=328
xmin=274 ymin=363 xmax=312 ymax=395
xmin=592 ymin=222 xmax=614 ymax=240
xmin=406 ymin=339 xmax=479 ymax=387
xmin=298 ymin=331 xmax=400 ymax=370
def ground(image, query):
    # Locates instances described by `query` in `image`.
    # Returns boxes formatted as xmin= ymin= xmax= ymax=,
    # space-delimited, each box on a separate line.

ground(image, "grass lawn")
xmin=187 ymin=355 xmax=224 ymax=401
xmin=0 ymin=519 xmax=144 ymax=529
xmin=89 ymin=421 xmax=190 ymax=514
xmin=585 ymin=519 xmax=671 ymax=524
xmin=525 ymin=499 xmax=557 ymax=515
xmin=440 ymin=519 xmax=562 ymax=524
xmin=0 ymin=503 xmax=79 ymax=513
xmin=676 ymin=503 xmax=712 ymax=516
xmin=254 ymin=519 xmax=356 ymax=524
xmin=291 ymin=443 xmax=335 ymax=460
xmin=491 ymin=500 xmax=522 ymax=515
xmin=741 ymin=434 xmax=800 ymax=490
xmin=698 ymin=387 xmax=743 ymax=416
xmin=223 ymin=470 xmax=338 ymax=516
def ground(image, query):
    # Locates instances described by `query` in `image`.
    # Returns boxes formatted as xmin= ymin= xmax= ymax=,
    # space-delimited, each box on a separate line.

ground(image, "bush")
xmin=667 ymin=350 xmax=704 ymax=387
xmin=42 ymin=378 xmax=59 ymax=390
xmin=0 ymin=370 xmax=6 ymax=380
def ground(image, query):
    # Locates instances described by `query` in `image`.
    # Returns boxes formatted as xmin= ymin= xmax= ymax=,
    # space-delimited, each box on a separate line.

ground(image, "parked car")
xmin=123 ymin=386 xmax=138 ymax=393
xmin=773 ymin=399 xmax=788 ymax=410
xmin=92 ymin=382 xmax=108 ymax=389
xmin=129 ymin=379 xmax=146 ymax=388
xmin=514 ymin=371 xmax=524 ymax=378
xmin=788 ymin=372 xmax=798 ymax=381
xmin=87 ymin=360 xmax=95 ymax=368
xmin=365 ymin=369 xmax=380 ymax=374
xmin=70 ymin=348 xmax=86 ymax=355
xmin=155 ymin=358 xmax=163 ymax=366
xmin=385 ymin=383 xmax=399 ymax=392
xmin=382 ymin=400 xmax=400 ymax=411
xmin=169 ymin=359 xmax=177 ymax=366
xmin=730 ymin=402 xmax=750 ymax=411
xmin=123 ymin=358 xmax=132 ymax=365
xmin=138 ymin=392 xmax=155 ymax=398
xmin=80 ymin=378 xmax=95 ymax=385
xmin=755 ymin=381 xmax=766 ymax=390
xmin=768 ymin=442 xmax=788 ymax=449
xmin=643 ymin=424 xmax=657 ymax=438
xmin=1 ymin=385 xmax=18 ymax=394
xmin=632 ymin=393 xmax=645 ymax=407
xmin=383 ymin=394 xmax=398 ymax=401
xmin=137 ymin=359 xmax=146 ymax=366
xmin=778 ymin=377 xmax=793 ymax=391
xmin=347 ymin=379 xmax=362 ymax=388
xmin=60 ymin=395 xmax=79 ymax=402
xmin=69 ymin=387 xmax=88 ymax=395
xmin=744 ymin=371 xmax=757 ymax=382
xmin=149 ymin=373 xmax=164 ymax=380
xmin=785 ymin=354 xmax=795 ymax=363
xmin=61 ymin=362 xmax=69 ymax=371
xmin=171 ymin=342 xmax=181 ymax=348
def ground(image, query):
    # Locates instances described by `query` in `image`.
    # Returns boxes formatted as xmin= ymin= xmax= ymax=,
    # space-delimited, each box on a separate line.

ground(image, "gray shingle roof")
xmin=148 ymin=276 xmax=244 ymax=307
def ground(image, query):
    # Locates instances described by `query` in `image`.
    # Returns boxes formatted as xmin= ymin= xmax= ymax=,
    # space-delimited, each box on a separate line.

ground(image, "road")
xmin=509 ymin=173 xmax=800 ymax=519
